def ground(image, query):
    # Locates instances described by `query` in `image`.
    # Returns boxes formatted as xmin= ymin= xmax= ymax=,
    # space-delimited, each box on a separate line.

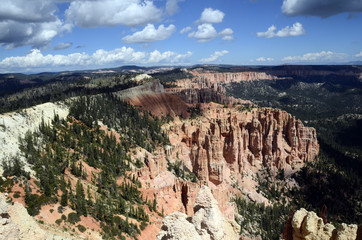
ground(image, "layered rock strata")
xmin=165 ymin=70 xmax=278 ymax=104
xmin=167 ymin=106 xmax=319 ymax=186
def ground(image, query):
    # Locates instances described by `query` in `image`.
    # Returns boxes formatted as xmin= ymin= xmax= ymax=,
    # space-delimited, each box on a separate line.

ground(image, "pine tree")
xmin=75 ymin=179 xmax=87 ymax=216
xmin=60 ymin=189 xmax=68 ymax=207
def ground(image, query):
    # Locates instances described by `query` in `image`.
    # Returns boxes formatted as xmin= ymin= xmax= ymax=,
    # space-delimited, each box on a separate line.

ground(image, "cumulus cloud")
xmin=256 ymin=57 xmax=274 ymax=62
xmin=219 ymin=28 xmax=234 ymax=41
xmin=65 ymin=0 xmax=163 ymax=27
xmin=282 ymin=51 xmax=348 ymax=62
xmin=0 ymin=48 xmax=193 ymax=73
xmin=282 ymin=0 xmax=362 ymax=18
xmin=148 ymin=50 xmax=192 ymax=63
xmin=197 ymin=8 xmax=225 ymax=24
xmin=200 ymin=50 xmax=229 ymax=62
xmin=188 ymin=24 xmax=234 ymax=42
xmin=53 ymin=42 xmax=73 ymax=50
xmin=122 ymin=24 xmax=176 ymax=43
xmin=189 ymin=8 xmax=233 ymax=42
xmin=257 ymin=22 xmax=305 ymax=38
xmin=166 ymin=0 xmax=184 ymax=15
xmin=0 ymin=0 xmax=70 ymax=49
xmin=355 ymin=50 xmax=362 ymax=57
xmin=188 ymin=23 xmax=218 ymax=42
xmin=180 ymin=26 xmax=192 ymax=34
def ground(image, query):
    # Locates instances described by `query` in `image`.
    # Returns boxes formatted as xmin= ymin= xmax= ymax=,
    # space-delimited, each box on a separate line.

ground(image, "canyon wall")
xmin=167 ymin=106 xmax=319 ymax=186
xmin=164 ymin=70 xmax=277 ymax=104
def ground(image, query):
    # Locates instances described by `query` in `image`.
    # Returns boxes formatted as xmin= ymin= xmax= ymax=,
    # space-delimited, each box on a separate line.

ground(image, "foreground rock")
xmin=156 ymin=185 xmax=240 ymax=240
xmin=283 ymin=208 xmax=358 ymax=240
xmin=0 ymin=193 xmax=75 ymax=240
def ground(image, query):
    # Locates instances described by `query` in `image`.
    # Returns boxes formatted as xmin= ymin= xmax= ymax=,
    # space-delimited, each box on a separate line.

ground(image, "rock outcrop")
xmin=156 ymin=186 xmax=240 ymax=240
xmin=0 ymin=194 xmax=76 ymax=240
xmin=168 ymin=106 xmax=319 ymax=186
xmin=284 ymin=208 xmax=358 ymax=240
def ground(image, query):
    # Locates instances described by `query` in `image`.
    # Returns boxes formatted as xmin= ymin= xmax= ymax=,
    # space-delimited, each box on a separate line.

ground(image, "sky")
xmin=0 ymin=0 xmax=362 ymax=73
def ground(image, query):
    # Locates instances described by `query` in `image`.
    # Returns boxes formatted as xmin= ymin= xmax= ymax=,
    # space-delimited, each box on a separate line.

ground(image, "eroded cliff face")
xmin=167 ymin=105 xmax=319 ymax=186
xmin=165 ymin=70 xmax=277 ymax=104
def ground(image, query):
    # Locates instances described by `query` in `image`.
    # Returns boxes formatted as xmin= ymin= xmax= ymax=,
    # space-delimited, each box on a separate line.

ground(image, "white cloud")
xmin=0 ymin=48 xmax=193 ymax=73
xmin=197 ymin=8 xmax=225 ymax=24
xmin=355 ymin=50 xmax=362 ymax=57
xmin=0 ymin=0 xmax=57 ymax=23
xmin=282 ymin=51 xmax=348 ymax=62
xmin=122 ymin=24 xmax=176 ymax=43
xmin=188 ymin=23 xmax=218 ymax=42
xmin=200 ymin=50 xmax=229 ymax=62
xmin=257 ymin=22 xmax=305 ymax=38
xmin=256 ymin=57 xmax=274 ymax=62
xmin=53 ymin=42 xmax=73 ymax=50
xmin=148 ymin=50 xmax=192 ymax=63
xmin=180 ymin=26 xmax=192 ymax=34
xmin=166 ymin=0 xmax=184 ymax=15
xmin=65 ymin=0 xmax=163 ymax=27
xmin=188 ymin=24 xmax=234 ymax=42
xmin=219 ymin=28 xmax=234 ymax=41
xmin=282 ymin=0 xmax=362 ymax=18
xmin=0 ymin=0 xmax=70 ymax=49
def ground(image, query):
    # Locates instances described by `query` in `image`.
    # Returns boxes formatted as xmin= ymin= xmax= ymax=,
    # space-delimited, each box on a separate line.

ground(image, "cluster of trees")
xmin=234 ymin=196 xmax=289 ymax=240
xmin=69 ymin=94 xmax=170 ymax=152
xmin=0 ymin=73 xmax=138 ymax=114
xmin=8 ymin=93 xmax=172 ymax=239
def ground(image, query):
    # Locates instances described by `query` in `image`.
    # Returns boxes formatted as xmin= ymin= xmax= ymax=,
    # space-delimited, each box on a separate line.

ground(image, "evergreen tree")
xmin=75 ymin=179 xmax=87 ymax=216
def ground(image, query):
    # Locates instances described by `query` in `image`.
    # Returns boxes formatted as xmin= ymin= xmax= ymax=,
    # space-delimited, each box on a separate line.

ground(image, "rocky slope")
xmin=120 ymin=81 xmax=190 ymax=117
xmin=0 ymin=102 xmax=69 ymax=175
xmin=0 ymin=193 xmax=78 ymax=240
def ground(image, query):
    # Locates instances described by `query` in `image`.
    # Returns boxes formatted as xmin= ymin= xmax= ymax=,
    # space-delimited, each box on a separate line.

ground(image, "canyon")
xmin=0 ymin=68 xmax=360 ymax=240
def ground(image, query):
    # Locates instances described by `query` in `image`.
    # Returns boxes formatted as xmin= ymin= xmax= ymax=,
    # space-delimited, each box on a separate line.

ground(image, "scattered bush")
xmin=68 ymin=212 xmax=80 ymax=224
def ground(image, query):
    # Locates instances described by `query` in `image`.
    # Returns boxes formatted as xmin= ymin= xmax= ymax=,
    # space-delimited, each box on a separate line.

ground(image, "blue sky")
xmin=0 ymin=0 xmax=362 ymax=73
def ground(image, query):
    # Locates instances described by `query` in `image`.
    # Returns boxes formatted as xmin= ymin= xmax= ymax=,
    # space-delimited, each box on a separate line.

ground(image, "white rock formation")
xmin=156 ymin=185 xmax=240 ymax=240
xmin=157 ymin=212 xmax=202 ymax=240
xmin=0 ymin=102 xmax=69 ymax=175
xmin=291 ymin=208 xmax=357 ymax=240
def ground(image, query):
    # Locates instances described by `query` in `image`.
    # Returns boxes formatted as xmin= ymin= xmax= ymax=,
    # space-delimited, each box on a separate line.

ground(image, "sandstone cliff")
xmin=167 ymin=105 xmax=319 ymax=186
xmin=156 ymin=185 xmax=240 ymax=240
xmin=164 ymin=70 xmax=276 ymax=105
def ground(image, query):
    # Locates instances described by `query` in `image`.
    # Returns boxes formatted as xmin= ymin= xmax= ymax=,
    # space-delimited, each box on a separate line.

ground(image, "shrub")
xmin=55 ymin=219 xmax=62 ymax=225
xmin=13 ymin=191 xmax=21 ymax=198
xmin=77 ymin=224 xmax=87 ymax=233
xmin=68 ymin=212 xmax=80 ymax=224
